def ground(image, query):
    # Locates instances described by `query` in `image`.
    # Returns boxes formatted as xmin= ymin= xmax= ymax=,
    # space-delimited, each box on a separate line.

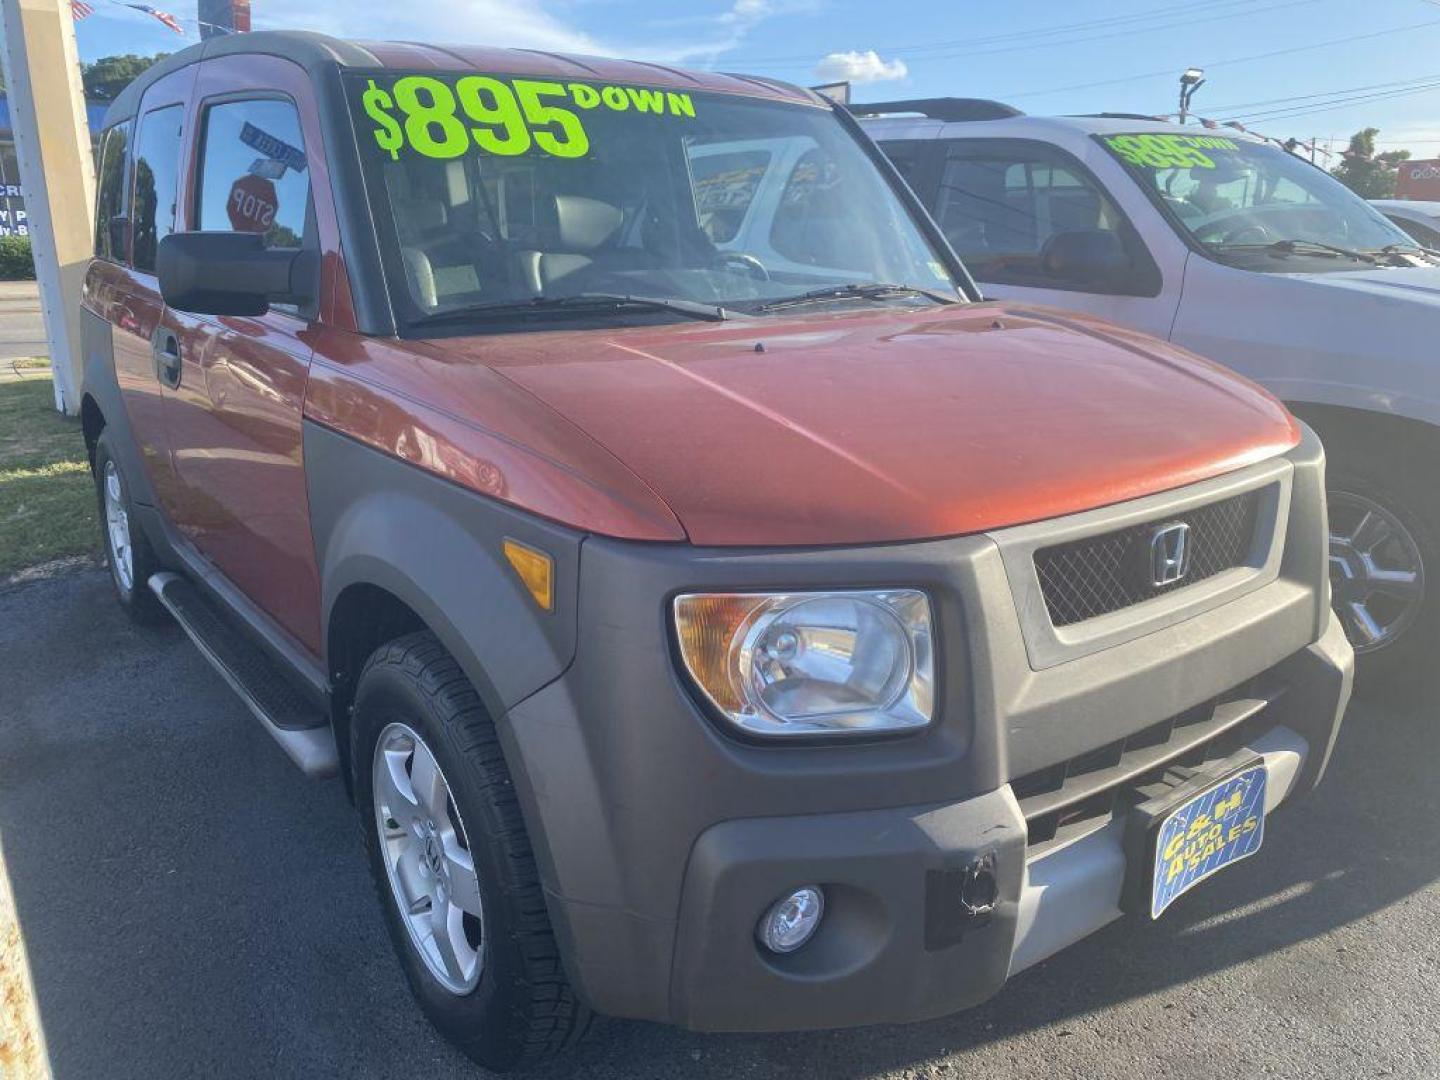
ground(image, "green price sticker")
xmin=359 ymin=74 xmax=697 ymax=161
xmin=1104 ymin=133 xmax=1240 ymax=170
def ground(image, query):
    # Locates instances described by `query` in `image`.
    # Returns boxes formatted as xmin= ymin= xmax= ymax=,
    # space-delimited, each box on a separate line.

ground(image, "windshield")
xmin=345 ymin=71 xmax=960 ymax=326
xmin=1097 ymin=132 xmax=1423 ymax=272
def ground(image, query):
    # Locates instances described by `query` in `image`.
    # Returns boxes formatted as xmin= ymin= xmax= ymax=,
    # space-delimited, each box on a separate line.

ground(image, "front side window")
xmin=770 ymin=146 xmax=867 ymax=270
xmin=195 ymin=98 xmax=311 ymax=249
xmin=933 ymin=141 xmax=1149 ymax=293
xmin=94 ymin=123 xmax=131 ymax=261
xmin=345 ymin=71 xmax=959 ymax=325
xmin=1385 ymin=213 xmax=1440 ymax=250
xmin=131 ymin=104 xmax=184 ymax=273
xmin=876 ymin=139 xmax=932 ymax=197
xmin=1099 ymin=132 xmax=1429 ymax=272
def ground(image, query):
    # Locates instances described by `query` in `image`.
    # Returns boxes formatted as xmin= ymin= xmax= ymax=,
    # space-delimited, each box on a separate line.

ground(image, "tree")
xmin=80 ymin=54 xmax=168 ymax=101
xmin=1330 ymin=128 xmax=1411 ymax=199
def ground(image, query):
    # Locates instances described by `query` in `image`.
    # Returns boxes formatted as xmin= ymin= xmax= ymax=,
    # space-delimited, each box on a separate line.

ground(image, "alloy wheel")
xmin=1328 ymin=490 xmax=1425 ymax=654
xmin=103 ymin=460 xmax=134 ymax=592
xmin=372 ymin=722 xmax=485 ymax=994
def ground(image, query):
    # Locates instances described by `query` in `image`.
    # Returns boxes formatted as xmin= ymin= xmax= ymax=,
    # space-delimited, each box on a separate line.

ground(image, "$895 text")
xmin=360 ymin=75 xmax=698 ymax=161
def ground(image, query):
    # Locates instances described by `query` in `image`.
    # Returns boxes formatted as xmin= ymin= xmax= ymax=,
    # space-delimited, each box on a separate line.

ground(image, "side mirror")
xmin=1040 ymin=229 xmax=1133 ymax=286
xmin=157 ymin=231 xmax=316 ymax=317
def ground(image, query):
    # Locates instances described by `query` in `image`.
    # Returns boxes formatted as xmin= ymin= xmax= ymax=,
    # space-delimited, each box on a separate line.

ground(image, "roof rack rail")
xmin=1073 ymin=112 xmax=1170 ymax=122
xmin=847 ymin=98 xmax=1023 ymax=122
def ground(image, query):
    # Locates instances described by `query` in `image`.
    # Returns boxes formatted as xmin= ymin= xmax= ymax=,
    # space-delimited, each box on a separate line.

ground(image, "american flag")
xmin=69 ymin=0 xmax=94 ymax=19
xmin=125 ymin=3 xmax=185 ymax=33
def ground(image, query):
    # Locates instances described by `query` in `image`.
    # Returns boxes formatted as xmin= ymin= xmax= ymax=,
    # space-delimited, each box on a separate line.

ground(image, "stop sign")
xmin=227 ymin=174 xmax=278 ymax=233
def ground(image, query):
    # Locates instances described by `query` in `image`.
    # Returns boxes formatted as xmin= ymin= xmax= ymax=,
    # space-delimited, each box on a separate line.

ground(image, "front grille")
xmin=1014 ymin=677 xmax=1284 ymax=851
xmin=1034 ymin=490 xmax=1262 ymax=627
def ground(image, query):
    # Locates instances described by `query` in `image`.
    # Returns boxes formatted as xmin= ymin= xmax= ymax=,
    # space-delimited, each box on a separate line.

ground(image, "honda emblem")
xmin=1147 ymin=522 xmax=1192 ymax=587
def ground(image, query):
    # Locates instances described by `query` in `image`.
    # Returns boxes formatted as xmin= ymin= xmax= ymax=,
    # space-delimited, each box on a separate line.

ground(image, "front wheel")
xmin=1326 ymin=456 xmax=1439 ymax=690
xmin=91 ymin=432 xmax=166 ymax=624
xmin=353 ymin=632 xmax=591 ymax=1071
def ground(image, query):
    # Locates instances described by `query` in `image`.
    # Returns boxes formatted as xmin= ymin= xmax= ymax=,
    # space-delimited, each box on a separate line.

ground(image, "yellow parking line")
xmin=0 ymin=835 xmax=50 ymax=1079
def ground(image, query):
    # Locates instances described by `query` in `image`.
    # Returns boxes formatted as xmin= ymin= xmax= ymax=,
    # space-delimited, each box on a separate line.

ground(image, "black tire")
xmin=352 ymin=632 xmax=591 ymax=1071
xmin=92 ymin=431 xmax=167 ymax=625
xmin=1324 ymin=436 xmax=1440 ymax=697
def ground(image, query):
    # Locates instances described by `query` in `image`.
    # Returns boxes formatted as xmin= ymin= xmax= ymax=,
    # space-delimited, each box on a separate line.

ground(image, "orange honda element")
xmin=81 ymin=31 xmax=1352 ymax=1070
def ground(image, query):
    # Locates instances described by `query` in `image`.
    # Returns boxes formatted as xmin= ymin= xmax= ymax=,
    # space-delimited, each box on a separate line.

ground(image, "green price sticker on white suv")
xmin=1103 ymin=132 xmax=1240 ymax=170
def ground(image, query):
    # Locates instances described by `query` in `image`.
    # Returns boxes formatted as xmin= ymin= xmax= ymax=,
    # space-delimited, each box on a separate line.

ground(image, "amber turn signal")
xmin=503 ymin=539 xmax=554 ymax=611
xmin=673 ymin=594 xmax=768 ymax=715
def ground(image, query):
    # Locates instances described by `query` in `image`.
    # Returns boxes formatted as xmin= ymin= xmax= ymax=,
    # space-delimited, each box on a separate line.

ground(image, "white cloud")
xmin=659 ymin=0 xmax=813 ymax=64
xmin=722 ymin=0 xmax=774 ymax=24
xmin=812 ymin=49 xmax=908 ymax=84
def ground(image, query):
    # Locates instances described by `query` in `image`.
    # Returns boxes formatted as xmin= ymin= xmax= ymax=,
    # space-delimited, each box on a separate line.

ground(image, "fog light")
xmin=757 ymin=886 xmax=824 ymax=954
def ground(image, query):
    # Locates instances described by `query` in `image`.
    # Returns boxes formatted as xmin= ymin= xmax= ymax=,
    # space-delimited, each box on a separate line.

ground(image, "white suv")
xmin=1372 ymin=199 xmax=1440 ymax=249
xmin=861 ymin=101 xmax=1440 ymax=678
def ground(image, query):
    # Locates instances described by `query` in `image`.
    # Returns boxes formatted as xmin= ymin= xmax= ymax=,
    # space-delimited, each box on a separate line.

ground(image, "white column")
xmin=0 ymin=0 xmax=96 ymax=415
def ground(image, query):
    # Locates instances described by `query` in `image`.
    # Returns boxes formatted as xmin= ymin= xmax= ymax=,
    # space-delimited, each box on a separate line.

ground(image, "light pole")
xmin=0 ymin=0 xmax=96 ymax=414
xmin=1178 ymin=67 xmax=1205 ymax=125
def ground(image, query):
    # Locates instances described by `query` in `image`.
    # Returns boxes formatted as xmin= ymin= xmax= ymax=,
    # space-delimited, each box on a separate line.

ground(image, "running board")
xmin=149 ymin=572 xmax=338 ymax=779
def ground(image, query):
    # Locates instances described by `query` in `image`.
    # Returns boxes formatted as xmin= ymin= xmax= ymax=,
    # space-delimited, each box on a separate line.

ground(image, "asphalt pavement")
xmin=1 ymin=570 xmax=1437 ymax=1080
xmin=0 ymin=282 xmax=47 ymax=362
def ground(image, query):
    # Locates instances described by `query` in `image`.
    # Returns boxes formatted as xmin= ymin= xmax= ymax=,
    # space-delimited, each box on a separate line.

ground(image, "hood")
xmin=1288 ymin=263 xmax=1440 ymax=305
xmin=437 ymin=302 xmax=1297 ymax=546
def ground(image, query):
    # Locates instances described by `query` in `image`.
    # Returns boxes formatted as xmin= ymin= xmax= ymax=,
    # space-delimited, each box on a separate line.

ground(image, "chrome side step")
xmin=149 ymin=572 xmax=338 ymax=779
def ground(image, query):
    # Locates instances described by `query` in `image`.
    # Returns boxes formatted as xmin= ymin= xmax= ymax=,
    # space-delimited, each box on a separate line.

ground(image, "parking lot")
xmin=0 ymin=569 xmax=1435 ymax=1080
xmin=0 ymin=283 xmax=47 ymax=363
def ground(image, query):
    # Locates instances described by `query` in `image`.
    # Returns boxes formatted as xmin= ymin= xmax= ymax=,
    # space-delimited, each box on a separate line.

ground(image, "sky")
xmin=70 ymin=0 xmax=1440 ymax=163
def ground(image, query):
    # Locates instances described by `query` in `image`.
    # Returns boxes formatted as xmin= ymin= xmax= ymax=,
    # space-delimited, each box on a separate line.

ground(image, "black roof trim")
xmin=103 ymin=31 xmax=380 ymax=126
xmin=847 ymin=98 xmax=1022 ymax=122
xmin=1072 ymin=112 xmax=1170 ymax=123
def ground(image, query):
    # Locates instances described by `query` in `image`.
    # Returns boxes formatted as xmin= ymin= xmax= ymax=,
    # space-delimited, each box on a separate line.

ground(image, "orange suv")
xmin=80 ymin=31 xmax=1352 ymax=1070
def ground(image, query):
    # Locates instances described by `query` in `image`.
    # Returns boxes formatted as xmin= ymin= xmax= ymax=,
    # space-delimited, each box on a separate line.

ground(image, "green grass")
xmin=0 ymin=376 xmax=98 ymax=576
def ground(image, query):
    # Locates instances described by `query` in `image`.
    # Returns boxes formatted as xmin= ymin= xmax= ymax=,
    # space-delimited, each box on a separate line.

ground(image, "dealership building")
xmin=1395 ymin=159 xmax=1440 ymax=201
xmin=0 ymin=0 xmax=250 ymax=237
xmin=0 ymin=96 xmax=110 ymax=237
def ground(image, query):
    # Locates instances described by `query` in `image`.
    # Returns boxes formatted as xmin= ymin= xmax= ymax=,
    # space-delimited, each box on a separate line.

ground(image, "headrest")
xmin=553 ymin=194 xmax=622 ymax=252
xmin=398 ymin=198 xmax=448 ymax=235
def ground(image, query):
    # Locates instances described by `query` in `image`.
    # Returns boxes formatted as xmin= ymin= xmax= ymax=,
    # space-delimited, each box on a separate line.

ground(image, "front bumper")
xmin=663 ymin=617 xmax=1348 ymax=1031
xmin=496 ymin=428 xmax=1352 ymax=1031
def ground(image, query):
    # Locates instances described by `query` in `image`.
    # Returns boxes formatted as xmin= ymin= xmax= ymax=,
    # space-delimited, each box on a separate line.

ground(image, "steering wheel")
xmin=1193 ymin=209 xmax=1274 ymax=245
xmin=711 ymin=251 xmax=771 ymax=281
xmin=1218 ymin=223 xmax=1272 ymax=245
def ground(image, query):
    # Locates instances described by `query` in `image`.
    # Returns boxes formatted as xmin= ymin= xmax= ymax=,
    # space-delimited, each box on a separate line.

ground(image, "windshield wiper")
xmin=1210 ymin=239 xmax=1378 ymax=265
xmin=415 ymin=292 xmax=735 ymax=326
xmin=755 ymin=282 xmax=959 ymax=313
xmin=1375 ymin=243 xmax=1440 ymax=263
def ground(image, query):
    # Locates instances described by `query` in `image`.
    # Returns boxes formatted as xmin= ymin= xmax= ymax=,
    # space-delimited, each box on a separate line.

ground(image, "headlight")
xmin=673 ymin=590 xmax=935 ymax=738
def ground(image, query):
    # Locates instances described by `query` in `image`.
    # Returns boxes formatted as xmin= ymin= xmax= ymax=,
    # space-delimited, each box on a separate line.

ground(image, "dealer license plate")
xmin=1150 ymin=763 xmax=1267 ymax=919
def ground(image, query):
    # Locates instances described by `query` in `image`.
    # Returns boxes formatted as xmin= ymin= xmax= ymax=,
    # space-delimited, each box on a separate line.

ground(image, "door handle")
xmin=152 ymin=328 xmax=182 ymax=389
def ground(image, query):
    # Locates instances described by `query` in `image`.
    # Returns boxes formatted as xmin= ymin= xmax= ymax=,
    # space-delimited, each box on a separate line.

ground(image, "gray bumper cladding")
xmin=494 ymin=429 xmax=1352 ymax=1032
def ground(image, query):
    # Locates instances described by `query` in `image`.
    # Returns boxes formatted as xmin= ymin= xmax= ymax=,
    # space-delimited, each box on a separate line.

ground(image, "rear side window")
xmin=688 ymin=147 xmax=770 ymax=244
xmin=131 ymin=104 xmax=184 ymax=273
xmin=94 ymin=123 xmax=131 ymax=261
xmin=195 ymin=99 xmax=311 ymax=249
